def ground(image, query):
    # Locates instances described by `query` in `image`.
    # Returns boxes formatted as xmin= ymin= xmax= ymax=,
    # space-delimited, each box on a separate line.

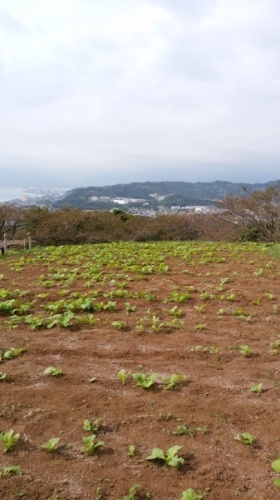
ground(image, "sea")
xmin=0 ymin=187 xmax=40 ymax=202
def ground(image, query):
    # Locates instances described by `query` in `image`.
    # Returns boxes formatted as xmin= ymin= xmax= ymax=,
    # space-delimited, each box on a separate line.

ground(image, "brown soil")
xmin=0 ymin=242 xmax=280 ymax=500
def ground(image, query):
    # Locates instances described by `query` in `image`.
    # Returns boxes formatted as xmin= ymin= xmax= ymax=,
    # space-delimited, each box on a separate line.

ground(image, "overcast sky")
xmin=1 ymin=0 xmax=280 ymax=188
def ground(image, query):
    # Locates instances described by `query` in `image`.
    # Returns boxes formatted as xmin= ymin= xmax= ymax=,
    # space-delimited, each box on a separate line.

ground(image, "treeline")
xmin=1 ymin=184 xmax=280 ymax=245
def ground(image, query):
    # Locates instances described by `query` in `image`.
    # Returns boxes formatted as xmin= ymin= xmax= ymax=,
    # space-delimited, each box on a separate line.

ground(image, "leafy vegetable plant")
xmin=146 ymin=445 xmax=184 ymax=469
xmin=162 ymin=374 xmax=185 ymax=390
xmin=250 ymin=383 xmax=263 ymax=394
xmin=0 ymin=429 xmax=20 ymax=452
xmin=123 ymin=484 xmax=142 ymax=500
xmin=81 ymin=434 xmax=105 ymax=454
xmin=83 ymin=418 xmax=101 ymax=432
xmin=4 ymin=347 xmax=26 ymax=359
xmin=118 ymin=369 xmax=131 ymax=385
xmin=173 ymin=425 xmax=195 ymax=436
xmin=271 ymin=458 xmax=280 ymax=486
xmin=132 ymin=373 xmax=157 ymax=389
xmin=43 ymin=366 xmax=63 ymax=376
xmin=40 ymin=437 xmax=60 ymax=452
xmin=239 ymin=345 xmax=252 ymax=357
xmin=234 ymin=432 xmax=255 ymax=445
xmin=181 ymin=488 xmax=205 ymax=500
xmin=128 ymin=445 xmax=136 ymax=457
xmin=0 ymin=465 xmax=21 ymax=477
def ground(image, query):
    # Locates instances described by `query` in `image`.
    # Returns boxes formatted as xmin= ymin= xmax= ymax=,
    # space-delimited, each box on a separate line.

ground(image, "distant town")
xmin=1 ymin=179 xmax=278 ymax=216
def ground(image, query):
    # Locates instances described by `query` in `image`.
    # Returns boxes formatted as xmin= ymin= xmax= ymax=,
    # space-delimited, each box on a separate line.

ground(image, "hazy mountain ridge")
xmin=55 ymin=180 xmax=280 ymax=210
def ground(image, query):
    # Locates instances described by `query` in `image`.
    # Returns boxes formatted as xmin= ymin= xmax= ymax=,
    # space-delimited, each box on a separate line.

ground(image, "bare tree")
xmin=218 ymin=183 xmax=280 ymax=241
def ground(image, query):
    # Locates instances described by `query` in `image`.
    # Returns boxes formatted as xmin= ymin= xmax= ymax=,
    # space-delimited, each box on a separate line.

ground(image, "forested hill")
xmin=55 ymin=180 xmax=279 ymax=210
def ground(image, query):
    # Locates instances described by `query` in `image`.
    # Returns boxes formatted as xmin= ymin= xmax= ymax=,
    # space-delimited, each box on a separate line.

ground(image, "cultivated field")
xmin=0 ymin=241 xmax=280 ymax=499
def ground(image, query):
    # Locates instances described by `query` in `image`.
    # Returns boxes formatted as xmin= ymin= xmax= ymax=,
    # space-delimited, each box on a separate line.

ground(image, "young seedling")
xmin=234 ymin=432 xmax=255 ymax=445
xmin=173 ymin=425 xmax=195 ymax=436
xmin=162 ymin=374 xmax=185 ymax=390
xmin=118 ymin=369 xmax=131 ymax=385
xmin=132 ymin=373 xmax=157 ymax=389
xmin=112 ymin=320 xmax=127 ymax=331
xmin=194 ymin=323 xmax=206 ymax=331
xmin=40 ymin=437 xmax=60 ymax=452
xmin=123 ymin=484 xmax=142 ymax=500
xmin=239 ymin=345 xmax=252 ymax=358
xmin=250 ymin=383 xmax=263 ymax=394
xmin=81 ymin=434 xmax=105 ymax=455
xmin=194 ymin=304 xmax=205 ymax=313
xmin=269 ymin=337 xmax=280 ymax=355
xmin=83 ymin=418 xmax=102 ymax=432
xmin=0 ymin=466 xmax=22 ymax=477
xmin=271 ymin=458 xmax=280 ymax=486
xmin=0 ymin=429 xmax=20 ymax=452
xmin=128 ymin=445 xmax=136 ymax=457
xmin=4 ymin=347 xmax=26 ymax=359
xmin=158 ymin=412 xmax=173 ymax=421
xmin=43 ymin=366 xmax=63 ymax=376
xmin=125 ymin=303 xmax=137 ymax=315
xmin=0 ymin=371 xmax=7 ymax=380
xmin=167 ymin=306 xmax=183 ymax=317
xmin=146 ymin=445 xmax=184 ymax=469
xmin=181 ymin=489 xmax=205 ymax=500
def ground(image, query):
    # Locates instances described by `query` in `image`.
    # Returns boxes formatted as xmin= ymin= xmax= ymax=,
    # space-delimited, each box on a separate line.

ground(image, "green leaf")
xmin=272 ymin=459 xmax=280 ymax=473
xmin=166 ymin=445 xmax=182 ymax=458
xmin=1 ymin=465 xmax=21 ymax=477
xmin=146 ymin=448 xmax=165 ymax=461
xmin=274 ymin=478 xmax=280 ymax=486
xmin=181 ymin=489 xmax=195 ymax=500
xmin=168 ymin=456 xmax=184 ymax=468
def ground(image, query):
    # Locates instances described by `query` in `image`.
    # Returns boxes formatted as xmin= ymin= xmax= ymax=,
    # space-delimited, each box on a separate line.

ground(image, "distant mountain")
xmin=54 ymin=180 xmax=279 ymax=210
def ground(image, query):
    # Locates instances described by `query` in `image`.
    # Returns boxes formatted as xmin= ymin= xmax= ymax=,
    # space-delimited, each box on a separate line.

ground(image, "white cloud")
xmin=0 ymin=0 xmax=279 ymax=187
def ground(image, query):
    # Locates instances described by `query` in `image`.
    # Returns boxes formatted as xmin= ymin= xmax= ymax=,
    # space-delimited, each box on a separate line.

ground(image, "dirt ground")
xmin=0 ymin=241 xmax=280 ymax=500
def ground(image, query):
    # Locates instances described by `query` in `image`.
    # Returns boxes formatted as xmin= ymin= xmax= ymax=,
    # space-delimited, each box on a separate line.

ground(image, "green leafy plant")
xmin=173 ymin=425 xmax=195 ymax=436
xmin=194 ymin=323 xmax=206 ymax=331
xmin=112 ymin=320 xmax=127 ymax=331
xmin=162 ymin=374 xmax=185 ymax=390
xmin=125 ymin=303 xmax=137 ymax=315
xmin=123 ymin=484 xmax=142 ymax=500
xmin=0 ymin=371 xmax=7 ymax=380
xmin=234 ymin=432 xmax=255 ymax=445
xmin=128 ymin=445 xmax=136 ymax=457
xmin=239 ymin=345 xmax=252 ymax=358
xmin=269 ymin=337 xmax=280 ymax=355
xmin=83 ymin=418 xmax=101 ymax=432
xmin=146 ymin=445 xmax=184 ymax=469
xmin=4 ymin=347 xmax=26 ymax=359
xmin=167 ymin=306 xmax=183 ymax=316
xmin=170 ymin=290 xmax=190 ymax=303
xmin=250 ymin=383 xmax=263 ymax=394
xmin=271 ymin=458 xmax=280 ymax=486
xmin=181 ymin=489 xmax=205 ymax=500
xmin=81 ymin=434 xmax=105 ymax=454
xmin=0 ymin=465 xmax=22 ymax=477
xmin=0 ymin=429 xmax=20 ymax=452
xmin=40 ymin=437 xmax=60 ymax=452
xmin=43 ymin=366 xmax=63 ymax=377
xmin=118 ymin=369 xmax=131 ymax=385
xmin=132 ymin=372 xmax=157 ymax=389
xmin=158 ymin=411 xmax=173 ymax=421
xmin=194 ymin=304 xmax=205 ymax=313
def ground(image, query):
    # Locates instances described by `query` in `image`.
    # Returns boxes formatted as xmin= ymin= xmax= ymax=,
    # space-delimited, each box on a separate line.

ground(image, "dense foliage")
xmin=1 ymin=184 xmax=280 ymax=245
